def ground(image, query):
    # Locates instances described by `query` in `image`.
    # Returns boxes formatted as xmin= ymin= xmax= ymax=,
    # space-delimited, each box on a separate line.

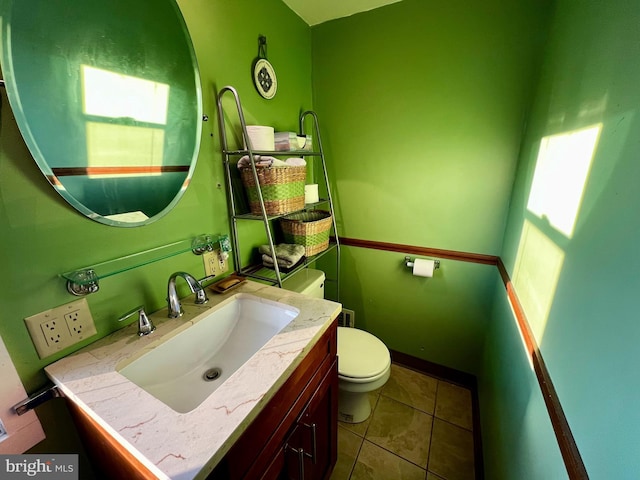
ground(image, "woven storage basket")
xmin=240 ymin=165 xmax=306 ymax=215
xmin=280 ymin=210 xmax=332 ymax=256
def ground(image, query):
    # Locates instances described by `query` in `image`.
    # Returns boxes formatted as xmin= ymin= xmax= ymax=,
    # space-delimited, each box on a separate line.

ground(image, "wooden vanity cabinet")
xmin=260 ymin=358 xmax=337 ymax=480
xmin=66 ymin=400 xmax=158 ymax=480
xmin=210 ymin=320 xmax=338 ymax=480
xmin=67 ymin=320 xmax=337 ymax=480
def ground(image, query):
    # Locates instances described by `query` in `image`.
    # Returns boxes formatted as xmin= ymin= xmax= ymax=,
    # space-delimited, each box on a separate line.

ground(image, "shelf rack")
xmin=216 ymin=86 xmax=340 ymax=299
xmin=60 ymin=234 xmax=218 ymax=295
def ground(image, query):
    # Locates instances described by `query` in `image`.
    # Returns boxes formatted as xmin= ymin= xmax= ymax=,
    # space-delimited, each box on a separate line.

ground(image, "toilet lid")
xmin=337 ymin=327 xmax=390 ymax=379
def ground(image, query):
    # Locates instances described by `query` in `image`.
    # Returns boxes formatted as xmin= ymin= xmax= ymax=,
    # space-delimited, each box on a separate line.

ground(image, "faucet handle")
xmin=119 ymin=305 xmax=156 ymax=336
xmin=199 ymin=275 xmax=217 ymax=284
xmin=191 ymin=276 xmax=214 ymax=305
xmin=194 ymin=275 xmax=217 ymax=303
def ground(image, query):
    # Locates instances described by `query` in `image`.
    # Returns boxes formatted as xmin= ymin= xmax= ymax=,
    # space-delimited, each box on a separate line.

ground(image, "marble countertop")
xmin=45 ymin=280 xmax=341 ymax=480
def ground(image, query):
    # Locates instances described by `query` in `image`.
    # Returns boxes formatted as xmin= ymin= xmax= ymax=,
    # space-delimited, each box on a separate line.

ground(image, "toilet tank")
xmin=282 ymin=269 xmax=325 ymax=299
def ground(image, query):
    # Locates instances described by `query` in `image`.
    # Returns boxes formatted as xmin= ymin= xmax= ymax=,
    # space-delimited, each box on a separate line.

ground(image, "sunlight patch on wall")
xmin=81 ymin=65 xmax=169 ymax=178
xmin=504 ymin=291 xmax=535 ymax=371
xmin=512 ymin=124 xmax=601 ymax=344
xmin=527 ymin=124 xmax=601 ymax=238
xmin=81 ymin=65 xmax=169 ymax=125
xmin=513 ymin=220 xmax=565 ymax=343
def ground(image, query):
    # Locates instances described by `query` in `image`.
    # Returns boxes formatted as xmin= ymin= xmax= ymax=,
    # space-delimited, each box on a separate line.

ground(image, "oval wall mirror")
xmin=0 ymin=0 xmax=202 ymax=227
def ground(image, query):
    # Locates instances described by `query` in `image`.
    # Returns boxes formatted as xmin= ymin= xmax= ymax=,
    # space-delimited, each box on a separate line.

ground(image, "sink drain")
xmin=203 ymin=367 xmax=222 ymax=382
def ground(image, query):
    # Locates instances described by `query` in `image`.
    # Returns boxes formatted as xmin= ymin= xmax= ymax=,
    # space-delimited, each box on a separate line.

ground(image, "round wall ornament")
xmin=252 ymin=35 xmax=277 ymax=99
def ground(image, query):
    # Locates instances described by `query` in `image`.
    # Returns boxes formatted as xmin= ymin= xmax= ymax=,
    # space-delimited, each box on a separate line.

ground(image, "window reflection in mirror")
xmin=0 ymin=0 xmax=202 ymax=226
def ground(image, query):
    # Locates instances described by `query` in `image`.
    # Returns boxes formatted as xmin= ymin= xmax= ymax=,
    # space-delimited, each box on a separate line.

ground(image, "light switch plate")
xmin=24 ymin=298 xmax=97 ymax=359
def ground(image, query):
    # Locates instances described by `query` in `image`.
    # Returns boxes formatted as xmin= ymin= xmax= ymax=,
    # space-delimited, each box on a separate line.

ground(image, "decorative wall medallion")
xmin=252 ymin=35 xmax=277 ymax=99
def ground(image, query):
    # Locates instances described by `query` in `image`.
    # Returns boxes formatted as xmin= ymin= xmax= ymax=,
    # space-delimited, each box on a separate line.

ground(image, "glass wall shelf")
xmin=60 ymin=234 xmax=218 ymax=296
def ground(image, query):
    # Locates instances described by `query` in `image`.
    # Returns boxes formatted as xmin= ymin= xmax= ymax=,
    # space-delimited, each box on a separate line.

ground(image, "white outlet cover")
xmin=202 ymin=250 xmax=218 ymax=277
xmin=24 ymin=298 xmax=96 ymax=359
xmin=202 ymin=249 xmax=227 ymax=277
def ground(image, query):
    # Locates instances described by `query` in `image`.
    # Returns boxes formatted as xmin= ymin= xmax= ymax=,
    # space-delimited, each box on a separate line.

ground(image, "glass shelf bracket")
xmin=61 ymin=234 xmax=222 ymax=296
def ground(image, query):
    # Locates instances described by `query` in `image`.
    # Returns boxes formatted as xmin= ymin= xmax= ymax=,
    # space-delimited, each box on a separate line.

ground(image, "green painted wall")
xmin=12 ymin=0 xmax=635 ymax=476
xmin=0 ymin=0 xmax=311 ymax=456
xmin=311 ymin=0 xmax=551 ymax=373
xmin=480 ymin=0 xmax=640 ymax=476
xmin=332 ymin=247 xmax=496 ymax=372
xmin=479 ymin=278 xmax=567 ymax=479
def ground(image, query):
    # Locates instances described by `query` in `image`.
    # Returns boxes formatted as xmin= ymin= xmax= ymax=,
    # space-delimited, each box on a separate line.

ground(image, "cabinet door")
xmin=260 ymin=427 xmax=303 ymax=480
xmin=299 ymin=358 xmax=338 ymax=480
xmin=261 ymin=359 xmax=338 ymax=480
xmin=211 ymin=322 xmax=336 ymax=480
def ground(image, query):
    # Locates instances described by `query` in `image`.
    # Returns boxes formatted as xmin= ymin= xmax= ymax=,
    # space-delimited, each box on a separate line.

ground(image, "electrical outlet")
xmin=25 ymin=298 xmax=97 ymax=359
xmin=203 ymin=250 xmax=219 ymax=277
xmin=43 ymin=318 xmax=64 ymax=345
xmin=203 ymin=249 xmax=229 ymax=277
xmin=218 ymin=251 xmax=228 ymax=274
xmin=63 ymin=298 xmax=97 ymax=340
xmin=339 ymin=308 xmax=355 ymax=328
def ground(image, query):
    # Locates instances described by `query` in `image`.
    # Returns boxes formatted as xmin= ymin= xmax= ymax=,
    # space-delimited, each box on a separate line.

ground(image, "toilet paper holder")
xmin=404 ymin=256 xmax=440 ymax=270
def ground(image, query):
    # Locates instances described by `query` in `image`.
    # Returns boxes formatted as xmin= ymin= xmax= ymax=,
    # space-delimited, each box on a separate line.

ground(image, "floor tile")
xmin=334 ymin=364 xmax=478 ymax=480
xmin=330 ymin=426 xmax=364 ymax=480
xmin=339 ymin=391 xmax=380 ymax=437
xmin=426 ymin=472 xmax=446 ymax=480
xmin=428 ymin=418 xmax=475 ymax=480
xmin=365 ymin=396 xmax=433 ymax=468
xmin=350 ymin=441 xmax=426 ymax=480
xmin=435 ymin=381 xmax=473 ymax=431
xmin=381 ymin=364 xmax=438 ymax=414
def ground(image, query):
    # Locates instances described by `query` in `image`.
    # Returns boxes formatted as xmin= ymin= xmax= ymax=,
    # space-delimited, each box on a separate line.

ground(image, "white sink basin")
xmin=117 ymin=293 xmax=299 ymax=413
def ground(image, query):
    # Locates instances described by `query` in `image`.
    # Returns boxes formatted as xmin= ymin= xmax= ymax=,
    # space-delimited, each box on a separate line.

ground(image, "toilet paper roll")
xmin=245 ymin=125 xmax=275 ymax=151
xmin=305 ymin=184 xmax=319 ymax=204
xmin=412 ymin=258 xmax=435 ymax=278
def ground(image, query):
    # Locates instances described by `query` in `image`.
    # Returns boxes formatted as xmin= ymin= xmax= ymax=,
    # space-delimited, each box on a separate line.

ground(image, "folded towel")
xmin=261 ymin=255 xmax=305 ymax=271
xmin=237 ymin=155 xmax=284 ymax=169
xmin=259 ymin=243 xmax=305 ymax=268
xmin=285 ymin=157 xmax=306 ymax=166
xmin=238 ymin=156 xmax=306 ymax=169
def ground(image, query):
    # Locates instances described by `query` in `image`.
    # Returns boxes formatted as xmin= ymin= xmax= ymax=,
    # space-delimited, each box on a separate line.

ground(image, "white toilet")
xmin=283 ymin=269 xmax=391 ymax=423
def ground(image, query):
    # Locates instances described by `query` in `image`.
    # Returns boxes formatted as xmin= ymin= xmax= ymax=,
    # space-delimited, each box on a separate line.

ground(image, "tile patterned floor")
xmin=331 ymin=364 xmax=476 ymax=480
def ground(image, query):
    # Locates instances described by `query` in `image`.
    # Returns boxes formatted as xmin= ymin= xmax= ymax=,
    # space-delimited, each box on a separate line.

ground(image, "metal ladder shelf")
xmin=216 ymin=86 xmax=340 ymax=300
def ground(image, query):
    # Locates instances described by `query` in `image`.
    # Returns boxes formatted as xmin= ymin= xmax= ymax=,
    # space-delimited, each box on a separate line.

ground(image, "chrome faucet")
xmin=167 ymin=271 xmax=208 ymax=318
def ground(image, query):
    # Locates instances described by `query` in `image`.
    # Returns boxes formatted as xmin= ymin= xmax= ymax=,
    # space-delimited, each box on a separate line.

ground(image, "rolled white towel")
xmin=285 ymin=157 xmax=306 ymax=166
xmin=237 ymin=155 xmax=279 ymax=169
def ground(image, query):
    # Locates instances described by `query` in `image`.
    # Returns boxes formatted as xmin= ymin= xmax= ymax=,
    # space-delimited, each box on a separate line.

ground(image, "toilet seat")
xmin=337 ymin=327 xmax=391 ymax=384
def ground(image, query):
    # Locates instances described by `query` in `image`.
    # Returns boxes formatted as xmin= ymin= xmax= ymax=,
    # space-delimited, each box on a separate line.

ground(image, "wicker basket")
xmin=240 ymin=165 xmax=306 ymax=215
xmin=280 ymin=210 xmax=332 ymax=256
